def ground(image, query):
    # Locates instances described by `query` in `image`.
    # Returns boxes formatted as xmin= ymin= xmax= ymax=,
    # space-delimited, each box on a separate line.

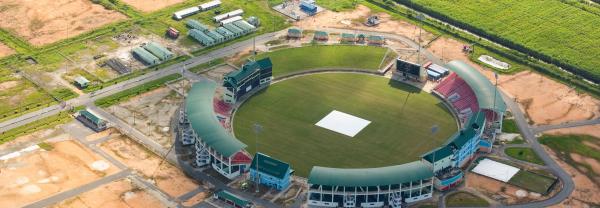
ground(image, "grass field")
xmin=254 ymin=45 xmax=390 ymax=77
xmin=508 ymin=170 xmax=556 ymax=194
xmin=401 ymin=0 xmax=600 ymax=82
xmin=445 ymin=191 xmax=489 ymax=207
xmin=234 ymin=73 xmax=456 ymax=176
xmin=539 ymin=134 xmax=600 ymax=183
xmin=504 ymin=147 xmax=544 ymax=165
xmin=0 ymin=112 xmax=72 ymax=144
xmin=501 ymin=118 xmax=519 ymax=133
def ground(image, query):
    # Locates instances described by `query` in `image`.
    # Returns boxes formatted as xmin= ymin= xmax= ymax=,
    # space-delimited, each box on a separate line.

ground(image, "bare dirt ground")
xmin=546 ymin=124 xmax=600 ymax=138
xmin=0 ymin=140 xmax=118 ymax=207
xmin=99 ymin=135 xmax=199 ymax=198
xmin=464 ymin=173 xmax=545 ymax=205
xmin=427 ymin=37 xmax=600 ymax=125
xmin=295 ymin=5 xmax=436 ymax=45
xmin=0 ymin=42 xmax=14 ymax=57
xmin=181 ymin=191 xmax=208 ymax=207
xmin=121 ymin=0 xmax=185 ymax=13
xmin=546 ymin=148 xmax=600 ymax=207
xmin=0 ymin=0 xmax=127 ymax=46
xmin=106 ymin=85 xmax=185 ymax=147
xmin=51 ymin=178 xmax=165 ymax=208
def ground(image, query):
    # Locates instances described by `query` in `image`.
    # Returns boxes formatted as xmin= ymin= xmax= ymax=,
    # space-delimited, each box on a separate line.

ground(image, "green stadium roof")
xmin=215 ymin=190 xmax=250 ymax=207
xmin=445 ymin=61 xmax=506 ymax=113
xmin=422 ymin=145 xmax=453 ymax=163
xmin=224 ymin=58 xmax=271 ymax=88
xmin=308 ymin=161 xmax=433 ymax=187
xmin=186 ymin=81 xmax=246 ymax=157
xmin=250 ymin=153 xmax=291 ymax=179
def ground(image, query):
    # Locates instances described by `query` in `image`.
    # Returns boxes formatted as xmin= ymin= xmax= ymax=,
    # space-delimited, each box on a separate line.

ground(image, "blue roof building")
xmin=249 ymin=153 xmax=293 ymax=190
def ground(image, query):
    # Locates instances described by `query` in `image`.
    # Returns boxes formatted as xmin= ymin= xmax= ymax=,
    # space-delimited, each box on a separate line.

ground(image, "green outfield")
xmin=233 ymin=73 xmax=457 ymax=176
xmin=255 ymin=45 xmax=390 ymax=77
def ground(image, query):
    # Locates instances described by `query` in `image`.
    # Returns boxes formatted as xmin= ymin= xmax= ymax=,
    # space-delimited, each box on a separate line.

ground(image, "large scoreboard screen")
xmin=396 ymin=59 xmax=421 ymax=77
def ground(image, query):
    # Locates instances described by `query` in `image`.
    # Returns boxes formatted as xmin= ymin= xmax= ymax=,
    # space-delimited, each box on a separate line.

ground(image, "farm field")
xmin=403 ymin=0 xmax=600 ymax=82
xmin=234 ymin=73 xmax=457 ymax=176
xmin=0 ymin=0 xmax=127 ymax=46
xmin=255 ymin=45 xmax=390 ymax=77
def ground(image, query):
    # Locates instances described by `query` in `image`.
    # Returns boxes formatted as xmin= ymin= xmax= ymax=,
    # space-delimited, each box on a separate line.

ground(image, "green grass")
xmin=508 ymin=170 xmax=557 ymax=194
xmin=254 ymin=45 xmax=389 ymax=77
xmin=539 ymin=134 xmax=600 ymax=182
xmin=37 ymin=142 xmax=54 ymax=151
xmin=502 ymin=119 xmax=519 ymax=133
xmin=0 ymin=112 xmax=72 ymax=144
xmin=316 ymin=0 xmax=360 ymax=11
xmin=0 ymin=71 xmax=57 ymax=122
xmin=234 ymin=73 xmax=457 ymax=176
xmin=94 ymin=73 xmax=181 ymax=107
xmin=504 ymin=147 xmax=544 ymax=165
xmin=398 ymin=0 xmax=600 ymax=82
xmin=445 ymin=191 xmax=489 ymax=207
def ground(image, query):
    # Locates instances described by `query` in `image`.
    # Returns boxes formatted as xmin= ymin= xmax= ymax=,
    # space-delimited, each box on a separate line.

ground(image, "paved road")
xmin=0 ymin=32 xmax=279 ymax=133
xmin=532 ymin=118 xmax=600 ymax=133
xmin=22 ymin=170 xmax=132 ymax=208
xmin=499 ymin=92 xmax=574 ymax=208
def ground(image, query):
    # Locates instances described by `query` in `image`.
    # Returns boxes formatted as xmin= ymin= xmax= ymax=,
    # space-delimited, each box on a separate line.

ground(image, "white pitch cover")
xmin=472 ymin=158 xmax=520 ymax=182
xmin=315 ymin=110 xmax=371 ymax=137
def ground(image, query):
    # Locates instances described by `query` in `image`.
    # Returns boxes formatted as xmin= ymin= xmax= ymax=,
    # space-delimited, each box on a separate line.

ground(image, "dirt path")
xmin=0 ymin=0 xmax=127 ymax=46
xmin=120 ymin=0 xmax=185 ymax=13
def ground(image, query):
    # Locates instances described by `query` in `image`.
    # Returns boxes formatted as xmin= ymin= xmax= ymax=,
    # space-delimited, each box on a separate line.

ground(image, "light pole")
xmin=492 ymin=72 xmax=499 ymax=149
xmin=253 ymin=123 xmax=263 ymax=193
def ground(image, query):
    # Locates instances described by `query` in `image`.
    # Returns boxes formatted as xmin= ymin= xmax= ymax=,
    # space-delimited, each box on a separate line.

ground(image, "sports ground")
xmin=233 ymin=73 xmax=457 ymax=176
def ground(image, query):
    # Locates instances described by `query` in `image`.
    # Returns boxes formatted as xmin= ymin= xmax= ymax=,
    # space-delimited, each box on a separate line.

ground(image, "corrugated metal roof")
xmin=199 ymin=0 xmax=221 ymax=10
xmin=186 ymin=81 xmax=246 ymax=157
xmin=189 ymin=29 xmax=215 ymax=46
xmin=74 ymin=76 xmax=89 ymax=85
xmin=132 ymin=47 xmax=160 ymax=65
xmin=308 ymin=161 xmax=433 ymax=186
xmin=215 ymin=190 xmax=250 ymax=206
xmin=143 ymin=42 xmax=173 ymax=61
xmin=288 ymin=28 xmax=302 ymax=34
xmin=214 ymin=9 xmax=244 ymax=22
xmin=223 ymin=23 xmax=243 ymax=34
xmin=216 ymin=27 xmax=234 ymax=37
xmin=233 ymin=20 xmax=256 ymax=32
xmin=445 ymin=61 xmax=506 ymax=112
xmin=80 ymin=110 xmax=103 ymax=125
xmin=186 ymin=19 xmax=209 ymax=31
xmin=250 ymin=153 xmax=291 ymax=179
xmin=220 ymin=16 xmax=243 ymax=25
xmin=206 ymin=30 xmax=225 ymax=42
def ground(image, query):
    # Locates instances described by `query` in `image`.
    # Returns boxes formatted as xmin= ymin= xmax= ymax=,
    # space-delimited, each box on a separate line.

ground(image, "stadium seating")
xmin=213 ymin=98 xmax=232 ymax=115
xmin=434 ymin=72 xmax=480 ymax=125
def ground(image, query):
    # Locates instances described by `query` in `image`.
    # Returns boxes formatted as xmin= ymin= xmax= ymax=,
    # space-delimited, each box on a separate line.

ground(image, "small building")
xmin=247 ymin=16 xmax=260 ymax=27
xmin=132 ymin=47 xmax=160 ymax=65
xmin=166 ymin=27 xmax=180 ymax=39
xmin=287 ymin=28 xmax=302 ymax=39
xmin=427 ymin=63 xmax=450 ymax=76
xmin=223 ymin=23 xmax=244 ymax=37
xmin=206 ymin=30 xmax=226 ymax=43
xmin=199 ymin=0 xmax=221 ymax=11
xmin=219 ymin=15 xmax=243 ymax=26
xmin=223 ymin=57 xmax=273 ymax=104
xmin=214 ymin=190 xmax=253 ymax=208
xmin=232 ymin=20 xmax=256 ymax=33
xmin=313 ymin=31 xmax=328 ymax=41
xmin=214 ymin=9 xmax=244 ymax=22
xmin=186 ymin=19 xmax=209 ymax=32
xmin=216 ymin=27 xmax=235 ymax=40
xmin=77 ymin=110 xmax=107 ymax=132
xmin=340 ymin=33 xmax=356 ymax=43
xmin=365 ymin=15 xmax=380 ymax=26
xmin=189 ymin=29 xmax=216 ymax=46
xmin=249 ymin=153 xmax=293 ymax=190
xmin=427 ymin=69 xmax=442 ymax=81
xmin=367 ymin=35 xmax=385 ymax=45
xmin=300 ymin=1 xmax=317 ymax=15
xmin=143 ymin=42 xmax=174 ymax=61
xmin=173 ymin=7 xmax=200 ymax=20
xmin=73 ymin=76 xmax=89 ymax=89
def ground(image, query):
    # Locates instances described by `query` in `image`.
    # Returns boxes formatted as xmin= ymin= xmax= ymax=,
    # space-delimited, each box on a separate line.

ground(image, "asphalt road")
xmin=532 ymin=118 xmax=600 ymax=134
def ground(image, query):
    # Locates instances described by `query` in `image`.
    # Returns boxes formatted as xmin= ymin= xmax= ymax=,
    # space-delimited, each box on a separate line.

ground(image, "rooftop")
xmin=250 ymin=153 xmax=291 ymax=179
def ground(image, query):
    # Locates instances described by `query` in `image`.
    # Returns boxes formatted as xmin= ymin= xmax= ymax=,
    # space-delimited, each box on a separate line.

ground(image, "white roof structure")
xmin=427 ymin=63 xmax=449 ymax=74
xmin=315 ymin=110 xmax=371 ymax=137
xmin=214 ymin=9 xmax=244 ymax=22
xmin=219 ymin=16 xmax=243 ymax=25
xmin=199 ymin=0 xmax=221 ymax=10
xmin=472 ymin=159 xmax=520 ymax=182
xmin=173 ymin=7 xmax=200 ymax=20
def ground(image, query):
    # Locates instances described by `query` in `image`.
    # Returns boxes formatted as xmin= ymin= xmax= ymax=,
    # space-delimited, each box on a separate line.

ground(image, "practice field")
xmin=404 ymin=0 xmax=600 ymax=82
xmin=233 ymin=73 xmax=457 ymax=176
xmin=255 ymin=45 xmax=390 ymax=77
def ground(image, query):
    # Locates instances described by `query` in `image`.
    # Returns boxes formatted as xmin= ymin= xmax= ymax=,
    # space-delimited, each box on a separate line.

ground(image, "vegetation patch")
xmin=508 ymin=170 xmax=557 ymax=194
xmin=539 ymin=134 xmax=600 ymax=185
xmin=0 ymin=112 xmax=72 ymax=144
xmin=94 ymin=73 xmax=181 ymax=107
xmin=445 ymin=191 xmax=489 ymax=207
xmin=504 ymin=147 xmax=544 ymax=165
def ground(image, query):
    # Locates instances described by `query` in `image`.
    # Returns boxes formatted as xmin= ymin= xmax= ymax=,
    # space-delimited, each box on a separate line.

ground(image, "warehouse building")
xmin=189 ymin=29 xmax=216 ymax=46
xmin=132 ymin=47 xmax=160 ymax=65
xmin=206 ymin=30 xmax=226 ymax=43
xmin=223 ymin=23 xmax=244 ymax=37
xmin=173 ymin=7 xmax=200 ymax=20
xmin=223 ymin=58 xmax=273 ymax=104
xmin=214 ymin=9 xmax=244 ymax=22
xmin=233 ymin=20 xmax=256 ymax=33
xmin=216 ymin=27 xmax=235 ymax=39
xmin=199 ymin=0 xmax=221 ymax=11
xmin=143 ymin=42 xmax=174 ymax=61
xmin=186 ymin=19 xmax=210 ymax=32
xmin=220 ymin=15 xmax=243 ymax=25
xmin=249 ymin=153 xmax=293 ymax=190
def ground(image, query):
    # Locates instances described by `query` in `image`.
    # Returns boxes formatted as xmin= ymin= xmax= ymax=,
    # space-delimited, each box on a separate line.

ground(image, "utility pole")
xmin=491 ymin=72 xmax=499 ymax=150
xmin=416 ymin=13 xmax=426 ymax=82
xmin=253 ymin=123 xmax=263 ymax=193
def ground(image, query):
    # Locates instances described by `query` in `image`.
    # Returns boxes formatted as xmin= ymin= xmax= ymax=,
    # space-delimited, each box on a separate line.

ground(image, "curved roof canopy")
xmin=186 ymin=81 xmax=246 ymax=157
xmin=308 ymin=161 xmax=433 ymax=187
xmin=445 ymin=61 xmax=506 ymax=112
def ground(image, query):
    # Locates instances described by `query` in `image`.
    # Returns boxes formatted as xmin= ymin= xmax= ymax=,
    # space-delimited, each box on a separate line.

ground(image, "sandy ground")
xmin=0 ymin=0 xmax=127 ymax=46
xmin=295 ymin=5 xmax=436 ymax=45
xmin=99 ymin=135 xmax=199 ymax=198
xmin=546 ymin=148 xmax=600 ymax=207
xmin=106 ymin=86 xmax=184 ymax=147
xmin=0 ymin=42 xmax=14 ymax=57
xmin=0 ymin=140 xmax=118 ymax=207
xmin=121 ymin=0 xmax=185 ymax=12
xmin=51 ymin=178 xmax=165 ymax=208
xmin=546 ymin=124 xmax=600 ymax=138
xmin=465 ymin=173 xmax=543 ymax=205
xmin=181 ymin=191 xmax=208 ymax=207
xmin=427 ymin=37 xmax=600 ymax=125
